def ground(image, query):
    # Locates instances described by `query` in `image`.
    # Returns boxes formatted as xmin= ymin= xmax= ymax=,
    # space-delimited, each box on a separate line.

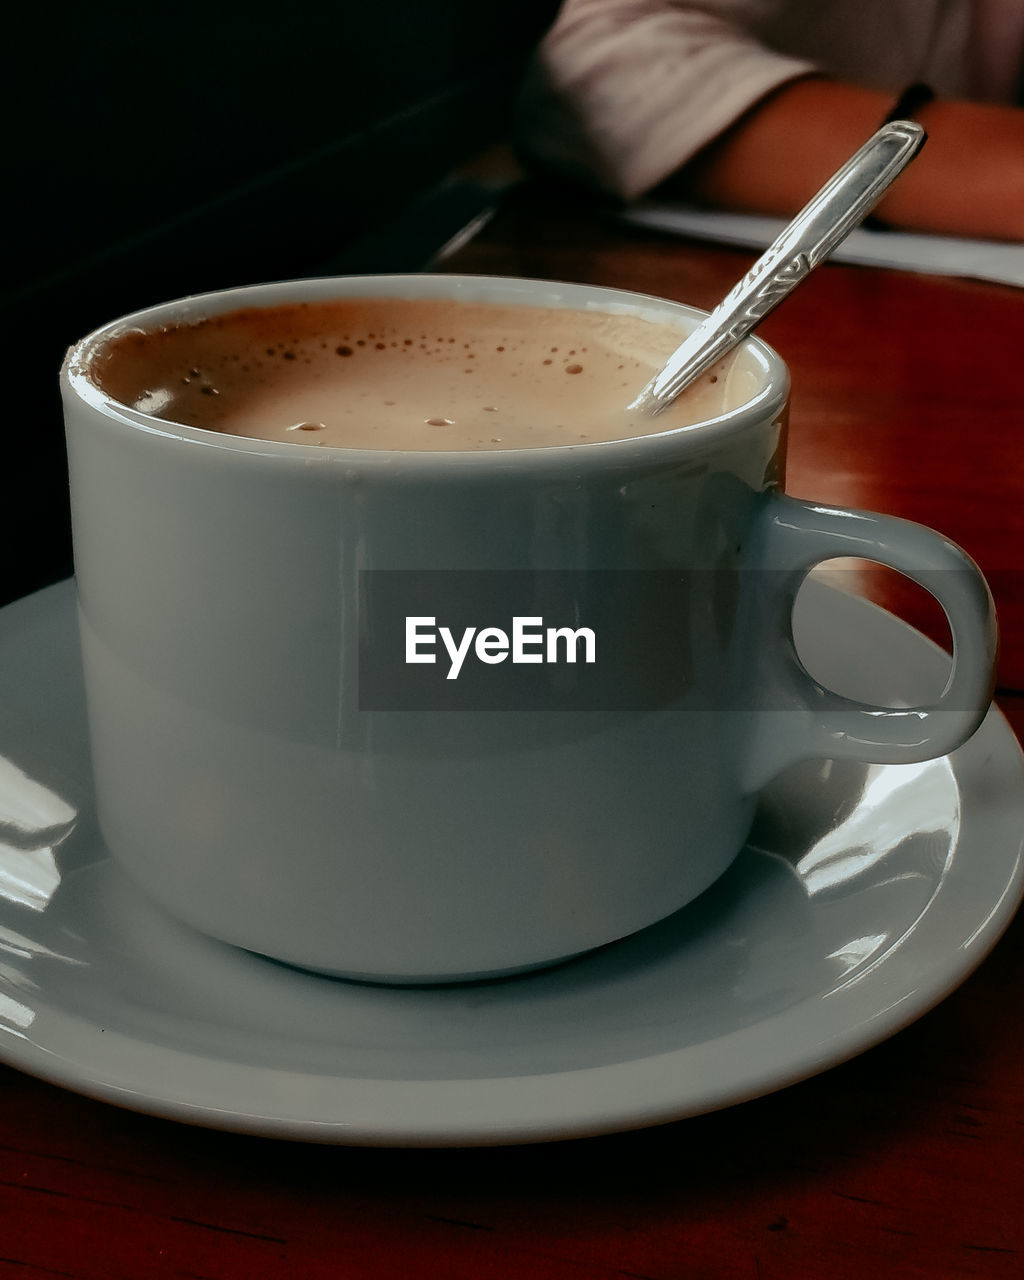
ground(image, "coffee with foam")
xmin=87 ymin=297 xmax=757 ymax=449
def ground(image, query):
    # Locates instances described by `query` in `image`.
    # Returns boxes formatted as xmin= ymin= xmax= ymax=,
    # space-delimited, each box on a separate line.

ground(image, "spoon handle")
xmin=630 ymin=120 xmax=926 ymax=416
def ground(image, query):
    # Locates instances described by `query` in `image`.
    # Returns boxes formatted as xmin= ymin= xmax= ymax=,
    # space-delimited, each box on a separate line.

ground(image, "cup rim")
xmin=62 ymin=273 xmax=789 ymax=468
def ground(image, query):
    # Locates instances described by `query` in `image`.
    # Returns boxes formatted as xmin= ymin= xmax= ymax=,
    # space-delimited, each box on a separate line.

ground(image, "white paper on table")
xmin=621 ymin=202 xmax=1024 ymax=289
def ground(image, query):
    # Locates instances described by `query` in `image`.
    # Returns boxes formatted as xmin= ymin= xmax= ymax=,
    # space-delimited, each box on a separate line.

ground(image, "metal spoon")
xmin=629 ymin=120 xmax=926 ymax=416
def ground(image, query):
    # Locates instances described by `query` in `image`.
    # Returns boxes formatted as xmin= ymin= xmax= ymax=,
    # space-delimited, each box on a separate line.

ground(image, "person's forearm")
xmin=680 ymin=77 xmax=1024 ymax=242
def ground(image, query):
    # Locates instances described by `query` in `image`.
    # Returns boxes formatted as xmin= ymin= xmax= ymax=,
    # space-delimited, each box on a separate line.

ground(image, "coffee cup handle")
xmin=748 ymin=492 xmax=998 ymax=783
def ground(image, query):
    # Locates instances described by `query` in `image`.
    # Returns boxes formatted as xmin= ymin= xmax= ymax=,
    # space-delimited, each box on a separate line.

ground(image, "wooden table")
xmin=1 ymin=182 xmax=1022 ymax=1278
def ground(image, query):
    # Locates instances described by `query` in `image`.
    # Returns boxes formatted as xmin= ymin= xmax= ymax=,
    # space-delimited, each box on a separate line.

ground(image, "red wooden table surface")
xmin=1 ymin=183 xmax=1022 ymax=1279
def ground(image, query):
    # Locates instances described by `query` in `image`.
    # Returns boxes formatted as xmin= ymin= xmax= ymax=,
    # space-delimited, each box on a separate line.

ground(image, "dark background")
xmin=2 ymin=1 xmax=558 ymax=605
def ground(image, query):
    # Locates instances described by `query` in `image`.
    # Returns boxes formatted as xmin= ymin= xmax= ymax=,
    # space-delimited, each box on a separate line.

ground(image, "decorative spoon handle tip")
xmin=630 ymin=120 xmax=926 ymax=417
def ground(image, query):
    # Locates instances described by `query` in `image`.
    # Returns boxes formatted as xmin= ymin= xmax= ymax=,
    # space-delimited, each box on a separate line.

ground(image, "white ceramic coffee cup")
xmin=61 ymin=275 xmax=997 ymax=982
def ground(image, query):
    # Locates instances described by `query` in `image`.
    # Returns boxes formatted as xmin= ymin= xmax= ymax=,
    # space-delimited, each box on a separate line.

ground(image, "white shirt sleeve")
xmin=516 ymin=0 xmax=818 ymax=200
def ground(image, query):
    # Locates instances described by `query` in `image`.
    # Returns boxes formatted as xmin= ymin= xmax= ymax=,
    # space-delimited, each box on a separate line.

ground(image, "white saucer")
xmin=1 ymin=579 xmax=1022 ymax=1146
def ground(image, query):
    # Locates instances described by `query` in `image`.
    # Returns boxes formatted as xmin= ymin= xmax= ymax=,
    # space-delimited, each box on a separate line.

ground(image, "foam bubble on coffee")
xmin=88 ymin=298 xmax=753 ymax=449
